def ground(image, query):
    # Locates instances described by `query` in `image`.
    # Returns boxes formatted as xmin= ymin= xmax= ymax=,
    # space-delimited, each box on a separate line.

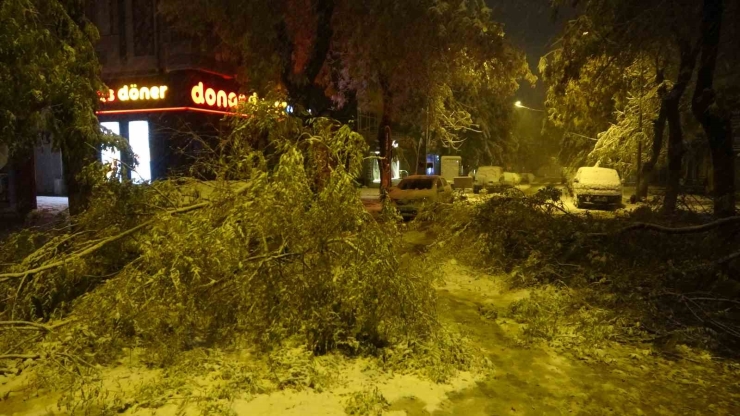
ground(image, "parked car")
xmin=391 ymin=170 xmax=409 ymax=186
xmin=388 ymin=175 xmax=453 ymax=219
xmin=473 ymin=166 xmax=504 ymax=193
xmin=500 ymin=172 xmax=522 ymax=186
xmin=571 ymin=167 xmax=623 ymax=208
xmin=520 ymin=173 xmax=536 ymax=184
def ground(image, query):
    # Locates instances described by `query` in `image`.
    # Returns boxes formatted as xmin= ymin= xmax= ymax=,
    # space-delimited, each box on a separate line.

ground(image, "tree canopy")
xmin=0 ymin=0 xmax=113 ymax=213
xmin=542 ymin=0 xmax=736 ymax=215
xmin=158 ymin=0 xmax=534 ymax=189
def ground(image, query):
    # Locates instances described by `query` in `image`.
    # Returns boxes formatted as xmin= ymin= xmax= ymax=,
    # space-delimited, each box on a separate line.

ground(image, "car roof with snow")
xmin=576 ymin=167 xmax=621 ymax=184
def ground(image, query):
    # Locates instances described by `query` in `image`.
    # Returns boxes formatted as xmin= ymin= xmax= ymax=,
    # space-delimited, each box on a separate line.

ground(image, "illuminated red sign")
xmin=190 ymin=82 xmax=246 ymax=109
xmin=97 ymin=71 xmax=253 ymax=116
xmin=100 ymin=84 xmax=169 ymax=103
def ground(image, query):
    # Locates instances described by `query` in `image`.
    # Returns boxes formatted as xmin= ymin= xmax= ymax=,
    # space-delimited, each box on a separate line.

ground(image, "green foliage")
xmin=378 ymin=326 xmax=487 ymax=383
xmin=0 ymin=108 xmax=441 ymax=409
xmin=344 ymin=387 xmax=390 ymax=416
xmin=541 ymin=0 xmax=702 ymax=168
xmin=158 ymin=0 xmax=330 ymax=106
xmin=507 ymin=286 xmax=636 ymax=362
xmin=429 ymin=188 xmax=740 ymax=353
xmin=0 ymin=0 xmax=109 ymax=155
xmin=333 ymin=0 xmax=533 ymax=152
xmin=585 ymin=58 xmax=666 ymax=177
xmin=159 ymin=0 xmax=532 ymax=169
xmin=463 ymin=186 xmax=579 ymax=276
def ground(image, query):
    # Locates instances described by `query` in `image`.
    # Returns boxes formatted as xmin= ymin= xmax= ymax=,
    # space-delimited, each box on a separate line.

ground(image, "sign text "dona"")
xmin=191 ymin=82 xmax=246 ymax=109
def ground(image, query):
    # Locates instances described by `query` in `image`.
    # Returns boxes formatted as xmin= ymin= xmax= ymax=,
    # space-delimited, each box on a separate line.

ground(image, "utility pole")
xmin=418 ymin=105 xmax=429 ymax=175
xmin=420 ymin=100 xmax=430 ymax=175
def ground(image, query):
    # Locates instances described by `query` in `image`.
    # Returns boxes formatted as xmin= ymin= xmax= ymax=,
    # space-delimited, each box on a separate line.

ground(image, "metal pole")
xmin=424 ymin=103 xmax=430 ymax=174
xmin=636 ymin=61 xmax=644 ymax=199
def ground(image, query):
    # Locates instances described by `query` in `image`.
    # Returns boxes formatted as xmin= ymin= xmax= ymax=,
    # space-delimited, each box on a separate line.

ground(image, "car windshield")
xmin=579 ymin=168 xmax=620 ymax=185
xmin=398 ymin=178 xmax=434 ymax=190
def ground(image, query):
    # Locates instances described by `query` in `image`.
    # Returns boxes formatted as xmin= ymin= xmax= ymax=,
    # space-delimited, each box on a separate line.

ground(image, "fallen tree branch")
xmin=0 ymin=321 xmax=54 ymax=331
xmin=717 ymin=250 xmax=740 ymax=266
xmin=588 ymin=216 xmax=740 ymax=237
xmin=0 ymin=353 xmax=40 ymax=360
xmin=656 ymin=249 xmax=740 ymax=280
xmin=0 ymin=367 xmax=19 ymax=375
xmin=195 ymin=251 xmax=303 ymax=290
xmin=2 ymin=333 xmax=43 ymax=355
xmin=0 ymin=185 xmax=250 ymax=284
xmin=0 ymin=319 xmax=76 ymax=332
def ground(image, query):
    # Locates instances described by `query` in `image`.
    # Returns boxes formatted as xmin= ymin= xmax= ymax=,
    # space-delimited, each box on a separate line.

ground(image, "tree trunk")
xmin=414 ymin=136 xmax=424 ymax=175
xmin=277 ymin=0 xmax=335 ymax=114
xmin=663 ymin=97 xmax=683 ymax=214
xmin=377 ymin=116 xmax=393 ymax=195
xmin=661 ymin=40 xmax=699 ymax=215
xmin=61 ymin=141 xmax=96 ymax=216
xmin=376 ymin=76 xmax=394 ymax=197
xmin=692 ymin=0 xmax=735 ymax=217
xmin=638 ymin=74 xmax=667 ymax=199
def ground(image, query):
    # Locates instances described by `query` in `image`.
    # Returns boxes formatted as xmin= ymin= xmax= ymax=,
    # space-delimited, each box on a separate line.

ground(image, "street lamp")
xmin=514 ymin=100 xmax=545 ymax=112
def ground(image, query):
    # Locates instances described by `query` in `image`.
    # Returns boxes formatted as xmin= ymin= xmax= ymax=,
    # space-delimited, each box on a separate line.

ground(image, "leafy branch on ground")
xmin=0 ymin=103 xmax=467 ymax=413
xmin=425 ymin=186 xmax=740 ymax=356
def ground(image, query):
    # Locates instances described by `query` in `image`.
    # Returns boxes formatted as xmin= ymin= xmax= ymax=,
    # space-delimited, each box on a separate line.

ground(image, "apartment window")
xmin=117 ymin=0 xmax=127 ymax=61
xmin=132 ymin=0 xmax=155 ymax=56
xmin=109 ymin=0 xmax=120 ymax=35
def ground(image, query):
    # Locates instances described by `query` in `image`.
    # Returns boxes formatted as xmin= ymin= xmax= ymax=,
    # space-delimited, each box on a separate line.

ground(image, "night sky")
xmin=486 ymin=0 xmax=570 ymax=107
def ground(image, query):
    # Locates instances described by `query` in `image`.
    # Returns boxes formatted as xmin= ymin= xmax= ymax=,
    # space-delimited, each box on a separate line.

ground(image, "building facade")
xmin=29 ymin=0 xmax=243 ymax=202
xmin=90 ymin=0 xmax=244 ymax=183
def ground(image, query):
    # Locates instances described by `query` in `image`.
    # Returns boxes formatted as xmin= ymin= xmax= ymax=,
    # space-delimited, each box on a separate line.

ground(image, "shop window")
xmin=128 ymin=121 xmax=151 ymax=183
xmin=100 ymin=122 xmax=121 ymax=177
xmin=371 ymin=156 xmax=401 ymax=183
xmin=372 ymin=158 xmax=380 ymax=183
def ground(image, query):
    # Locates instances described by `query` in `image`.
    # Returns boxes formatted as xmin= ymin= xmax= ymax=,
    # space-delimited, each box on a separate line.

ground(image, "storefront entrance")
xmin=100 ymin=120 xmax=152 ymax=183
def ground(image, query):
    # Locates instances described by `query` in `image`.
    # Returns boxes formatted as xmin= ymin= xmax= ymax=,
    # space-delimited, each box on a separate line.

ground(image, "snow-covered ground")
xmin=5 ymin=257 xmax=737 ymax=415
xmin=36 ymin=196 xmax=69 ymax=214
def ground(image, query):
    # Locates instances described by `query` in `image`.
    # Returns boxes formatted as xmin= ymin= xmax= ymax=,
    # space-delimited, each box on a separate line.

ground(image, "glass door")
xmin=128 ymin=121 xmax=151 ymax=183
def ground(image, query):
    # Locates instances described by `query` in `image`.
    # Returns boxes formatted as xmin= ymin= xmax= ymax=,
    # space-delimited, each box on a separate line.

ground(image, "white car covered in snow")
xmin=500 ymin=172 xmax=522 ymax=186
xmin=388 ymin=175 xmax=453 ymax=219
xmin=473 ymin=166 xmax=504 ymax=193
xmin=571 ymin=167 xmax=623 ymax=208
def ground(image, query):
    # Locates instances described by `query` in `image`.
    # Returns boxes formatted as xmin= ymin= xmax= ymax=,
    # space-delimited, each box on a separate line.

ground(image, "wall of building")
xmin=89 ymin=0 xmax=234 ymax=80
xmin=28 ymin=1 xmax=241 ymax=190
xmin=34 ymin=142 xmax=66 ymax=196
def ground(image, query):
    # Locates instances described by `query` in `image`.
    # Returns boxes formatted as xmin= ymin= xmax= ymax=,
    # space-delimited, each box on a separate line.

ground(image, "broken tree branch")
xmin=0 ymin=321 xmax=53 ymax=331
xmin=0 ymin=319 xmax=75 ymax=332
xmin=0 ymin=354 xmax=40 ymax=360
xmin=0 ymin=185 xmax=250 ymax=284
xmin=588 ymin=216 xmax=740 ymax=237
